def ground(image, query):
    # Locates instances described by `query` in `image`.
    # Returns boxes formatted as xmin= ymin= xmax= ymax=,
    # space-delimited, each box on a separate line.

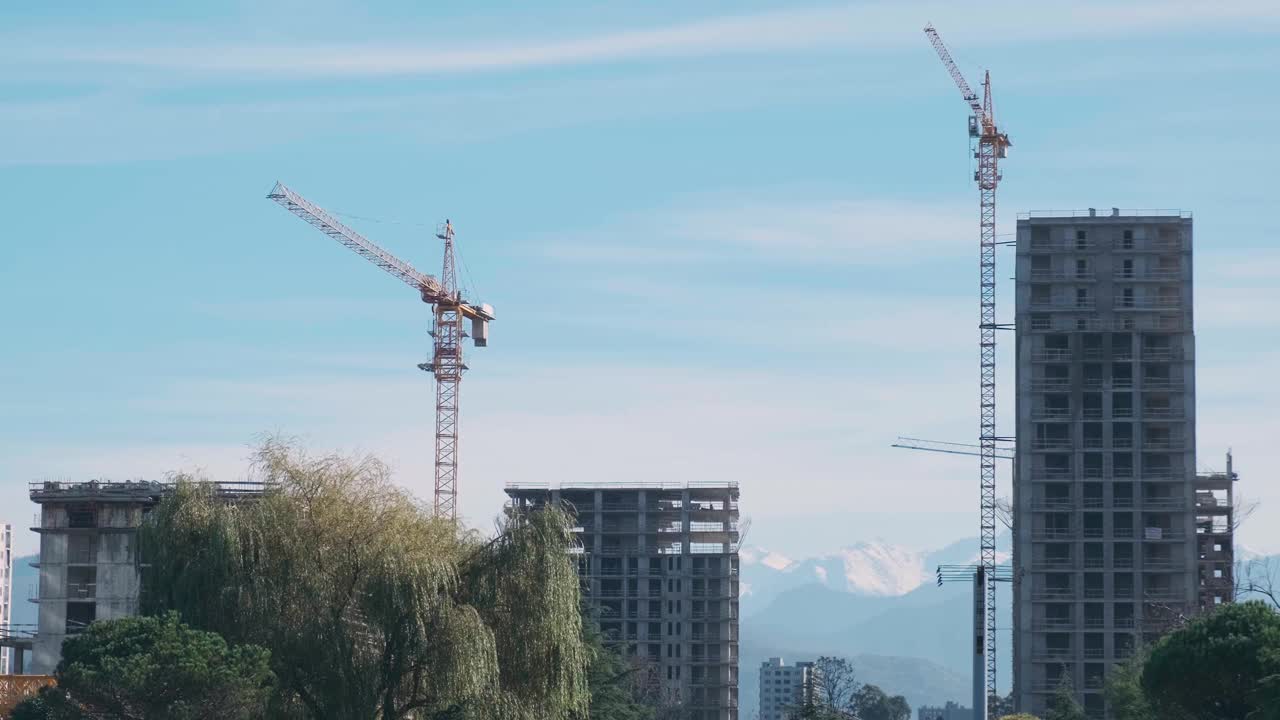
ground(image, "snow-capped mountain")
xmin=741 ymin=542 xmax=928 ymax=598
xmin=739 ymin=535 xmax=1011 ymax=613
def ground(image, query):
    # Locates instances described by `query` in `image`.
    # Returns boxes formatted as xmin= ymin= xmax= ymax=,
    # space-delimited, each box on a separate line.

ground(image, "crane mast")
xmin=267 ymin=183 xmax=494 ymax=522
xmin=923 ymin=24 xmax=1011 ymax=717
xmin=430 ymin=221 xmax=464 ymax=521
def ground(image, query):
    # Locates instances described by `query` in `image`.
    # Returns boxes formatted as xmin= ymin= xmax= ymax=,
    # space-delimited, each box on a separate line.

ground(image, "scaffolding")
xmin=1195 ymin=453 xmax=1237 ymax=610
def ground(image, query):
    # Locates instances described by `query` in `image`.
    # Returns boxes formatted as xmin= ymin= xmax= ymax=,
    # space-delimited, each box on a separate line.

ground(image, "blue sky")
xmin=2 ymin=1 xmax=1278 ymax=558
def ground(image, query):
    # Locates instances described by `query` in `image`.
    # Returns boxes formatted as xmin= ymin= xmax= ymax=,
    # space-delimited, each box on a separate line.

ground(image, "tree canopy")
xmin=11 ymin=613 xmax=272 ymax=720
xmin=850 ymin=683 xmax=910 ymax=720
xmin=137 ymin=439 xmax=590 ymax=720
xmin=1142 ymin=600 xmax=1280 ymax=720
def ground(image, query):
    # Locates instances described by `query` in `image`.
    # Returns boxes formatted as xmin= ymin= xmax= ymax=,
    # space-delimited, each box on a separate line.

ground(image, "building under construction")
xmin=1013 ymin=210 xmax=1236 ymax=718
xmin=505 ymin=482 xmax=740 ymax=720
xmin=11 ymin=479 xmax=264 ymax=675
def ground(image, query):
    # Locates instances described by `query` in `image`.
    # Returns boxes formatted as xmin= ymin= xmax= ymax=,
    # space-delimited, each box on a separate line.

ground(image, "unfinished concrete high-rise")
xmin=505 ymin=482 xmax=740 ymax=720
xmin=1013 ymin=210 xmax=1225 ymax=719
xmin=25 ymin=479 xmax=263 ymax=675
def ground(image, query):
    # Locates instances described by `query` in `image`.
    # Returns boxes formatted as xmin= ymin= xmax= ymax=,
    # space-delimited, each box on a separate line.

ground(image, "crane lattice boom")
xmin=268 ymin=182 xmax=444 ymax=301
xmin=924 ymin=24 xmax=982 ymax=118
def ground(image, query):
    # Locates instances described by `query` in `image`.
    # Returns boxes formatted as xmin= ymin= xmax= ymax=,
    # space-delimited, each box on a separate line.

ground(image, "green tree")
xmin=578 ymin=614 xmax=654 ymax=720
xmin=138 ymin=440 xmax=590 ymax=720
xmin=10 ymin=613 xmax=272 ymax=719
xmin=997 ymin=715 xmax=1041 ymax=720
xmin=1044 ymin=674 xmax=1085 ymax=720
xmin=1142 ymin=600 xmax=1280 ymax=720
xmin=850 ymin=683 xmax=910 ymax=720
xmin=1102 ymin=652 xmax=1155 ymax=720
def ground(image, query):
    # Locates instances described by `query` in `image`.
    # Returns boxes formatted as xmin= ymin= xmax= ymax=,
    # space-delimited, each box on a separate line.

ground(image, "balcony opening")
xmin=1083 ymin=484 xmax=1103 ymax=509
xmin=1044 ymin=484 xmax=1071 ymax=505
xmin=1113 ymin=512 xmax=1133 ymax=538
xmin=1083 ymin=514 xmax=1104 ymax=539
xmin=1115 ymin=602 xmax=1135 ymax=627
xmin=66 ymin=566 xmax=96 ymax=600
xmin=1046 ymin=604 xmax=1072 ymax=626
xmin=1083 ymin=453 xmax=1104 ymax=479
xmin=1083 ymin=543 xmax=1104 ymax=569
xmin=1083 ymin=423 xmax=1104 ymax=449
xmin=1083 ymin=604 xmax=1104 ymax=629
xmin=66 ymin=601 xmax=96 ymax=634
xmin=1114 ymin=543 xmax=1134 ymax=569
xmin=1113 ymin=392 xmax=1133 ymax=419
xmin=1113 ymin=481 xmax=1134 ymax=507
xmin=1113 ymin=363 xmax=1133 ymax=388
xmin=66 ymin=505 xmax=96 ymax=529
xmin=1112 ymin=422 xmax=1133 ymax=449
xmin=1115 ymin=573 xmax=1135 ymax=599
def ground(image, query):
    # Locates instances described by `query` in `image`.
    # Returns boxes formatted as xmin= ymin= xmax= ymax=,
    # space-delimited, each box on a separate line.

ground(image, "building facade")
xmin=1 ymin=523 xmax=12 ymax=674
xmin=758 ymin=657 xmax=815 ymax=720
xmin=918 ymin=701 xmax=974 ymax=720
xmin=1013 ymin=210 xmax=1199 ymax=718
xmin=505 ymin=482 xmax=740 ymax=720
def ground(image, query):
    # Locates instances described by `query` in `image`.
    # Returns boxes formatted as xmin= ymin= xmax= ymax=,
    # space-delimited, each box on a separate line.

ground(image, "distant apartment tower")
xmin=505 ymin=482 xmax=740 ymax=720
xmin=918 ymin=701 xmax=974 ymax=720
xmin=1014 ymin=210 xmax=1205 ymax=718
xmin=758 ymin=657 xmax=815 ymax=720
xmin=27 ymin=481 xmax=164 ymax=674
xmin=25 ymin=479 xmax=263 ymax=675
xmin=1 ymin=523 xmax=12 ymax=674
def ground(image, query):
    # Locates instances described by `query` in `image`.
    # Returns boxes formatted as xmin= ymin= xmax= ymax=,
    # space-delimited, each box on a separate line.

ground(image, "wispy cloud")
xmin=542 ymin=197 xmax=976 ymax=266
xmin=7 ymin=2 xmax=1278 ymax=78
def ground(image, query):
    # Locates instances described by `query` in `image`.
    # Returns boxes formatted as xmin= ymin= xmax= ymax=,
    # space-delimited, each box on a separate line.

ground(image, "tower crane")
xmin=923 ymin=24 xmax=1012 ymax=718
xmin=267 ymin=182 xmax=494 ymax=521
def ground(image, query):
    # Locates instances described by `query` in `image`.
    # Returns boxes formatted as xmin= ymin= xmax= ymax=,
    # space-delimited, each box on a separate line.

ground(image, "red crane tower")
xmin=267 ymin=182 xmax=494 ymax=521
xmin=924 ymin=24 xmax=1011 ymax=717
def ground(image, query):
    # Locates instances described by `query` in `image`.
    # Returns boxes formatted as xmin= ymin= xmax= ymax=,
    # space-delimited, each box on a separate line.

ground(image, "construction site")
xmin=0 ymin=15 xmax=1255 ymax=720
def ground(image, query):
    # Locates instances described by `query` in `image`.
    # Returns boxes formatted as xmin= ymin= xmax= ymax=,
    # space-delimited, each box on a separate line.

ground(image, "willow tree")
xmin=139 ymin=439 xmax=589 ymax=720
